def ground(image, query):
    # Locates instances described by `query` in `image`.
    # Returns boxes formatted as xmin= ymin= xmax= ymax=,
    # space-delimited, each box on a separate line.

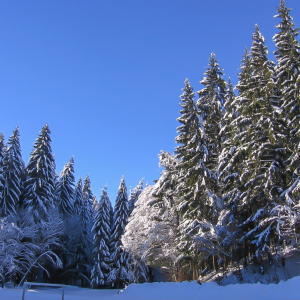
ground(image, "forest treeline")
xmin=124 ymin=0 xmax=300 ymax=282
xmin=1 ymin=0 xmax=300 ymax=288
xmin=0 ymin=124 xmax=147 ymax=288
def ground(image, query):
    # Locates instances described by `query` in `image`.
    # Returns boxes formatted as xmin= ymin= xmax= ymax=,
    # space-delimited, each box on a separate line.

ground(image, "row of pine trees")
xmin=1 ymin=0 xmax=300 ymax=287
xmin=127 ymin=0 xmax=300 ymax=281
xmin=0 ymin=124 xmax=146 ymax=288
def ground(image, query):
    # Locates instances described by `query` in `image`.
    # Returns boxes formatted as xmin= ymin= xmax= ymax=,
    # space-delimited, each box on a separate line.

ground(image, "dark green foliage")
xmin=23 ymin=124 xmax=56 ymax=223
xmin=57 ymin=157 xmax=75 ymax=218
xmin=91 ymin=187 xmax=112 ymax=288
xmin=1 ymin=128 xmax=25 ymax=217
xmin=107 ymin=177 xmax=133 ymax=288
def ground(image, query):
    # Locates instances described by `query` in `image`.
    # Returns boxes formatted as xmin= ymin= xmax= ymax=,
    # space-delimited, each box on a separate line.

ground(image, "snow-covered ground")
xmin=1 ymin=277 xmax=300 ymax=300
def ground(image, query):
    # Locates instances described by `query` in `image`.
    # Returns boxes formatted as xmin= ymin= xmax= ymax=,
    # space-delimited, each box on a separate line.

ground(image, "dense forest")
xmin=1 ymin=0 xmax=300 ymax=289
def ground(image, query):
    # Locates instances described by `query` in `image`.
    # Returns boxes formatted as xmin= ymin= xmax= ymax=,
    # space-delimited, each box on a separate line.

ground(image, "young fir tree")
xmin=90 ymin=186 xmax=112 ymax=288
xmin=56 ymin=157 xmax=75 ymax=218
xmin=23 ymin=124 xmax=56 ymax=223
xmin=0 ymin=127 xmax=25 ymax=217
xmin=74 ymin=178 xmax=84 ymax=216
xmin=107 ymin=177 xmax=133 ymax=288
xmin=128 ymin=178 xmax=143 ymax=215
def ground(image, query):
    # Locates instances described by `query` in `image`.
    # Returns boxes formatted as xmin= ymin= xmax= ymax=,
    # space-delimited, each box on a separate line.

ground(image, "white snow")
xmin=1 ymin=277 xmax=300 ymax=300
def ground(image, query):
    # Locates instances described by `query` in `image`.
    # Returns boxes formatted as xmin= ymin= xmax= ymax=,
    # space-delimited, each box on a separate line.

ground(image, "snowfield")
xmin=1 ymin=277 xmax=300 ymax=300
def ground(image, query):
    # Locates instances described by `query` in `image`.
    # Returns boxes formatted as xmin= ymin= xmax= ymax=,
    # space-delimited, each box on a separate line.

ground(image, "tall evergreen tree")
xmin=273 ymin=0 xmax=300 ymax=201
xmin=81 ymin=174 xmax=94 ymax=235
xmin=74 ymin=178 xmax=83 ymax=216
xmin=56 ymin=157 xmax=75 ymax=218
xmin=219 ymin=25 xmax=288 ymax=260
xmin=0 ymin=133 xmax=5 ymax=208
xmin=194 ymin=53 xmax=227 ymax=223
xmin=174 ymin=79 xmax=214 ymax=221
xmin=107 ymin=177 xmax=133 ymax=288
xmin=91 ymin=186 xmax=112 ymax=288
xmin=128 ymin=178 xmax=144 ymax=215
xmin=218 ymin=49 xmax=252 ymax=228
xmin=174 ymin=71 xmax=225 ymax=273
xmin=23 ymin=124 xmax=56 ymax=223
xmin=92 ymin=195 xmax=98 ymax=212
xmin=197 ymin=53 xmax=227 ymax=176
xmin=1 ymin=127 xmax=25 ymax=217
xmin=274 ymin=0 xmax=300 ymax=120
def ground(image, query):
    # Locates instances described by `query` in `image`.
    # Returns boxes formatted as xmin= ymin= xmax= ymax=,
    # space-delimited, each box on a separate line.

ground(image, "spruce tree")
xmin=0 ymin=133 xmax=5 ymax=209
xmin=195 ymin=53 xmax=227 ymax=222
xmin=23 ymin=124 xmax=56 ymax=223
xmin=107 ymin=177 xmax=133 ymax=288
xmin=91 ymin=186 xmax=112 ymax=288
xmin=174 ymin=79 xmax=215 ymax=222
xmin=1 ymin=127 xmax=25 ymax=217
xmin=218 ymin=49 xmax=252 ymax=228
xmin=197 ymin=53 xmax=226 ymax=176
xmin=219 ymin=26 xmax=288 ymax=260
xmin=274 ymin=0 xmax=300 ymax=120
xmin=273 ymin=0 xmax=300 ymax=201
xmin=174 ymin=71 xmax=225 ymax=273
xmin=81 ymin=174 xmax=94 ymax=235
xmin=74 ymin=178 xmax=83 ymax=216
xmin=56 ymin=157 xmax=75 ymax=218
xmin=92 ymin=195 xmax=98 ymax=212
xmin=128 ymin=178 xmax=143 ymax=215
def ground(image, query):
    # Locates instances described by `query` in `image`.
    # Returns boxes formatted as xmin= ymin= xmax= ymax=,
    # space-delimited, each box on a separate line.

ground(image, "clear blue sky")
xmin=1 ymin=0 xmax=300 ymax=204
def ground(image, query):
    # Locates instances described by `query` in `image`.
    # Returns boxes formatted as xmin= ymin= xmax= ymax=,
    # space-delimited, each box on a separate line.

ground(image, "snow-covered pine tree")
xmin=74 ymin=178 xmax=84 ymax=216
xmin=219 ymin=25 xmax=289 ymax=263
xmin=56 ymin=157 xmax=75 ymax=218
xmin=236 ymin=25 xmax=290 ymax=259
xmin=128 ymin=188 xmax=136 ymax=216
xmin=222 ymin=78 xmax=236 ymax=128
xmin=1 ymin=127 xmax=25 ymax=217
xmin=273 ymin=0 xmax=300 ymax=202
xmin=174 ymin=70 xmax=225 ymax=275
xmin=0 ymin=133 xmax=5 ymax=161
xmin=90 ymin=186 xmax=112 ymax=288
xmin=274 ymin=0 xmax=300 ymax=123
xmin=218 ymin=49 xmax=252 ymax=229
xmin=0 ymin=133 xmax=5 ymax=208
xmin=171 ymin=78 xmax=217 ymax=277
xmin=107 ymin=177 xmax=133 ymax=288
xmin=195 ymin=53 xmax=227 ymax=222
xmin=92 ymin=195 xmax=98 ymax=212
xmin=59 ymin=176 xmax=84 ymax=286
xmin=62 ymin=175 xmax=93 ymax=286
xmin=23 ymin=124 xmax=56 ymax=223
xmin=175 ymin=79 xmax=211 ymax=219
xmin=128 ymin=178 xmax=143 ymax=215
xmin=197 ymin=53 xmax=226 ymax=178
xmin=81 ymin=174 xmax=94 ymax=236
